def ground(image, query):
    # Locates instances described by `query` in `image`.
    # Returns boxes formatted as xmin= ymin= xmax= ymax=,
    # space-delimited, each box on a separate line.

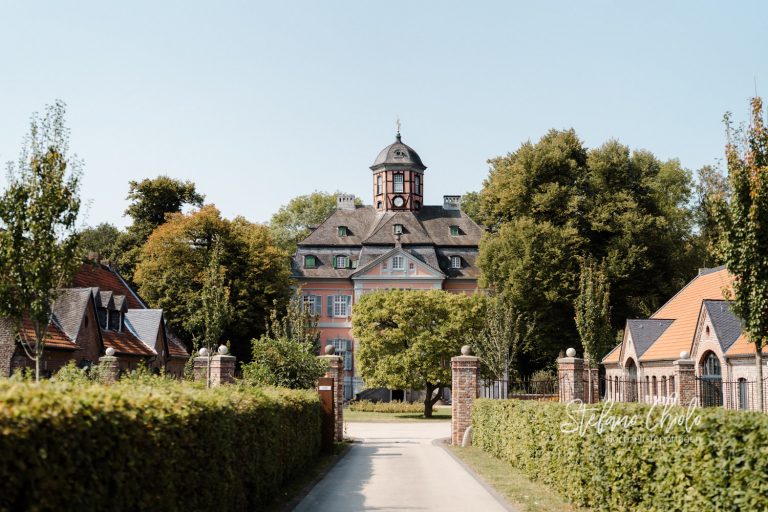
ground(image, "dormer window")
xmin=394 ymin=174 xmax=404 ymax=193
xmin=451 ymin=256 xmax=462 ymax=269
xmin=450 ymin=225 xmax=460 ymax=236
xmin=334 ymin=255 xmax=349 ymax=269
xmin=338 ymin=226 xmax=348 ymax=237
xmin=97 ymin=307 xmax=107 ymax=329
xmin=304 ymin=255 xmax=317 ymax=268
xmin=108 ymin=310 xmax=121 ymax=331
xmin=393 ymin=224 xmax=403 ymax=235
xmin=392 ymin=256 xmax=404 ymax=270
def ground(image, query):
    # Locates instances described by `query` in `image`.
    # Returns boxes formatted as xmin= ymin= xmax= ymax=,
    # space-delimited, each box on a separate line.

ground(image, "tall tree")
xmin=352 ymin=289 xmax=483 ymax=417
xmin=574 ymin=257 xmax=613 ymax=402
xmin=692 ymin=165 xmax=730 ymax=267
xmin=469 ymin=293 xmax=535 ymax=381
xmin=269 ymin=191 xmax=360 ymax=254
xmin=79 ymin=222 xmax=121 ymax=262
xmin=723 ymin=97 xmax=768 ymax=411
xmin=477 ymin=130 xmax=695 ymax=368
xmin=0 ymin=101 xmax=82 ymax=381
xmin=118 ymin=176 xmax=204 ymax=281
xmin=134 ymin=205 xmax=290 ymax=362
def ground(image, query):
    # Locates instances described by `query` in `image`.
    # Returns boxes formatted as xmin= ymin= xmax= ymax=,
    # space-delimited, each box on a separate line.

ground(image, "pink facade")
xmin=292 ymin=133 xmax=482 ymax=399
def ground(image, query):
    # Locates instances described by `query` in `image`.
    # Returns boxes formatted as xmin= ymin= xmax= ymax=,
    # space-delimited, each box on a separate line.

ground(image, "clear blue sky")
xmin=1 ymin=1 xmax=766 ymax=228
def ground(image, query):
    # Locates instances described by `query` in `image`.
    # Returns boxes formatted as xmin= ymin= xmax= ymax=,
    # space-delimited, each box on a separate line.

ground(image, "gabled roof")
xmin=299 ymin=207 xmax=379 ymax=247
xmin=702 ymin=300 xmax=742 ymax=353
xmin=124 ymin=310 xmax=163 ymax=351
xmin=351 ymin=246 xmax=445 ymax=279
xmin=101 ymin=329 xmax=155 ymax=357
xmin=51 ymin=288 xmax=93 ymax=340
xmin=626 ymin=319 xmax=674 ymax=358
xmin=363 ymin=212 xmax=433 ymax=245
xmin=72 ymin=263 xmax=146 ymax=309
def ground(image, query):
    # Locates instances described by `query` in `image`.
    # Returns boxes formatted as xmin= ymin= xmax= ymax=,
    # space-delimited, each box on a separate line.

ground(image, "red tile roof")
xmin=20 ymin=319 xmax=78 ymax=350
xmin=101 ymin=329 xmax=156 ymax=357
xmin=72 ymin=263 xmax=145 ymax=309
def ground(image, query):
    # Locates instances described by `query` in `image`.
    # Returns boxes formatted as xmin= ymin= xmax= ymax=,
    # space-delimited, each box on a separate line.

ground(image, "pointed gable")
xmin=352 ymin=246 xmax=444 ymax=279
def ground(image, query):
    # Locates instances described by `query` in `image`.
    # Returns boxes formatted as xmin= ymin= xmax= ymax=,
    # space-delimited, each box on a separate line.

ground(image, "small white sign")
xmin=318 ymin=385 xmax=332 ymax=391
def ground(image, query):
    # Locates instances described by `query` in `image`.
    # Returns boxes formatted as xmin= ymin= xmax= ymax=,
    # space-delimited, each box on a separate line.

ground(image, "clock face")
xmin=393 ymin=196 xmax=404 ymax=207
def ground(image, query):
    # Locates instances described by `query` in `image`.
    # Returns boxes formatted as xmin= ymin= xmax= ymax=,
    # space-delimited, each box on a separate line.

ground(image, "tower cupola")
xmin=370 ymin=131 xmax=426 ymax=212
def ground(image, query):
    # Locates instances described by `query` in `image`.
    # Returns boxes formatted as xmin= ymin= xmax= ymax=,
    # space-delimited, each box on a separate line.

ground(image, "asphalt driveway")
xmin=294 ymin=422 xmax=511 ymax=512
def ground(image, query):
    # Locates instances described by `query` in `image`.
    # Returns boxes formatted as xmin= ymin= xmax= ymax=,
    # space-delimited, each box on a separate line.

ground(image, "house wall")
xmin=75 ymin=304 xmax=103 ymax=365
xmin=443 ymin=280 xmax=478 ymax=295
xmin=0 ymin=318 xmax=15 ymax=377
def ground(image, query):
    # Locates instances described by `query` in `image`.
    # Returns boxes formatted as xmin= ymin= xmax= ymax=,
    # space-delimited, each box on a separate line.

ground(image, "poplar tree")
xmin=0 ymin=101 xmax=81 ymax=382
xmin=723 ymin=97 xmax=768 ymax=411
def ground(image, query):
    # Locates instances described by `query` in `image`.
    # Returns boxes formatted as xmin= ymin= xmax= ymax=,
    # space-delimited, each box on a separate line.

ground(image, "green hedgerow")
xmin=0 ymin=379 xmax=321 ymax=512
xmin=472 ymin=399 xmax=768 ymax=512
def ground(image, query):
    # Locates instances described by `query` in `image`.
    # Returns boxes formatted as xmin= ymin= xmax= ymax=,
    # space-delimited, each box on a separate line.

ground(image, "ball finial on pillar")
xmin=566 ymin=347 xmax=577 ymax=357
xmin=105 ymin=347 xmax=115 ymax=357
xmin=460 ymin=345 xmax=472 ymax=356
xmin=679 ymin=350 xmax=690 ymax=359
xmin=324 ymin=344 xmax=335 ymax=356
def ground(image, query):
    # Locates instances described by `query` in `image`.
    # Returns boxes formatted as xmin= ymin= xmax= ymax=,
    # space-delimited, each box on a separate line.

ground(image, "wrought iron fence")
xmin=695 ymin=377 xmax=768 ymax=411
xmin=478 ymin=377 xmax=559 ymax=401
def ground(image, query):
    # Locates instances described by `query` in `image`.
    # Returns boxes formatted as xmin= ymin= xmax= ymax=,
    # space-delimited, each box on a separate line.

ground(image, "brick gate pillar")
xmin=319 ymin=346 xmax=344 ymax=442
xmin=674 ymin=351 xmax=696 ymax=407
xmin=98 ymin=347 xmax=119 ymax=383
xmin=451 ymin=345 xmax=480 ymax=445
xmin=558 ymin=348 xmax=585 ymax=402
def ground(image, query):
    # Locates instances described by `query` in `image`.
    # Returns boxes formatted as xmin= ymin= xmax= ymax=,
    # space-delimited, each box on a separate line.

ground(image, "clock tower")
xmin=370 ymin=131 xmax=426 ymax=212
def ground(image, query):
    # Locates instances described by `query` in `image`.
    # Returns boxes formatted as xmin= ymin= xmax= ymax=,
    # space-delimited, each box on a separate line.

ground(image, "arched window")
xmin=625 ymin=359 xmax=638 ymax=402
xmin=700 ymin=352 xmax=723 ymax=407
xmin=652 ymin=376 xmax=657 ymax=398
xmin=738 ymin=378 xmax=749 ymax=410
xmin=645 ymin=376 xmax=650 ymax=403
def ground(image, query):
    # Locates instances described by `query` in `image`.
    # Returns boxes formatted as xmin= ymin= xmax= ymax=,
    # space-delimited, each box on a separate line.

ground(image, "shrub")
xmin=241 ymin=335 xmax=327 ymax=389
xmin=472 ymin=399 xmax=768 ymax=511
xmin=347 ymin=400 xmax=424 ymax=413
xmin=0 ymin=379 xmax=321 ymax=511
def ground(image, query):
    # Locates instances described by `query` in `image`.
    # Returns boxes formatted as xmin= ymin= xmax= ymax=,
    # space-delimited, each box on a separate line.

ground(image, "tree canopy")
xmin=352 ymin=289 xmax=483 ymax=417
xmin=79 ymin=222 xmax=121 ymax=262
xmin=0 ymin=100 xmax=82 ymax=381
xmin=269 ymin=191 xmax=360 ymax=254
xmin=476 ymin=129 xmax=696 ymax=370
xmin=134 ymin=205 xmax=290 ymax=362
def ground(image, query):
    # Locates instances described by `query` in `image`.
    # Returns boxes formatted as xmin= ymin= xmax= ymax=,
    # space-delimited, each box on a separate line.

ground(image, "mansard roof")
xmin=370 ymin=133 xmax=426 ymax=171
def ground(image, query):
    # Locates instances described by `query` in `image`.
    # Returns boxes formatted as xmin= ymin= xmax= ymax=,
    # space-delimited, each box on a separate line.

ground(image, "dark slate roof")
xmin=417 ymin=207 xmax=484 ymax=246
xmin=112 ymin=295 xmax=127 ymax=313
xmin=52 ymin=288 xmax=92 ymax=340
xmin=125 ymin=309 xmax=163 ymax=351
xmin=627 ymin=319 xmax=674 ymax=357
xmin=699 ymin=265 xmax=727 ymax=276
xmin=370 ymin=134 xmax=426 ymax=170
xmin=300 ymin=206 xmax=379 ymax=247
xmin=703 ymin=300 xmax=743 ymax=352
xmin=98 ymin=291 xmax=114 ymax=309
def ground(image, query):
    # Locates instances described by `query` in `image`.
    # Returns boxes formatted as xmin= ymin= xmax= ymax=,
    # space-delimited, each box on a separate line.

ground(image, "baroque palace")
xmin=291 ymin=131 xmax=482 ymax=399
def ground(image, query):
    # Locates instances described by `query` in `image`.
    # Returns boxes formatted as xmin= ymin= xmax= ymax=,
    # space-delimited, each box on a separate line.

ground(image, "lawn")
xmin=445 ymin=444 xmax=587 ymax=512
xmin=344 ymin=406 xmax=451 ymax=422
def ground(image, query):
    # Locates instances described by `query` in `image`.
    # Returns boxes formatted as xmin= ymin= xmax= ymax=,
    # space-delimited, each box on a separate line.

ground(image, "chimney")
xmin=443 ymin=195 xmax=461 ymax=210
xmin=336 ymin=194 xmax=356 ymax=210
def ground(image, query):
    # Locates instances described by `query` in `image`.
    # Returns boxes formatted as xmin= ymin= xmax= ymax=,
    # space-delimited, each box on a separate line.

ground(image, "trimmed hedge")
xmin=347 ymin=400 xmax=424 ymax=413
xmin=473 ymin=399 xmax=768 ymax=511
xmin=0 ymin=379 xmax=321 ymax=512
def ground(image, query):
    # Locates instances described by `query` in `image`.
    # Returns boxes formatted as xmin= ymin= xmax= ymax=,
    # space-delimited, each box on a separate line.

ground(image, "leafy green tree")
xmin=240 ymin=298 xmax=325 ymax=389
xmin=0 ymin=101 xmax=82 ymax=382
xmin=477 ymin=130 xmax=696 ymax=368
xmin=574 ymin=257 xmax=613 ymax=402
xmin=460 ymin=191 xmax=483 ymax=226
xmin=469 ymin=293 xmax=535 ymax=381
xmin=723 ymin=97 xmax=768 ymax=410
xmin=79 ymin=222 xmax=121 ymax=262
xmin=692 ymin=165 xmax=730 ymax=267
xmin=134 ymin=205 xmax=290 ymax=362
xmin=269 ymin=191 xmax=360 ymax=254
xmin=352 ymin=289 xmax=483 ymax=417
xmin=117 ymin=176 xmax=204 ymax=281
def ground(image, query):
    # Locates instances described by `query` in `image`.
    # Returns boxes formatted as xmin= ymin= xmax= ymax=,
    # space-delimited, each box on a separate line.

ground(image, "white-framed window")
xmin=393 ymin=224 xmax=403 ymax=235
xmin=392 ymin=255 xmax=404 ymax=270
xmin=450 ymin=225 xmax=460 ymax=236
xmin=334 ymin=255 xmax=348 ymax=268
xmin=451 ymin=256 xmax=462 ymax=269
xmin=377 ymin=175 xmax=382 ymax=195
xmin=415 ymin=174 xmax=420 ymax=195
xmin=333 ymin=295 xmax=350 ymax=317
xmin=332 ymin=338 xmax=349 ymax=353
xmin=393 ymin=173 xmax=404 ymax=193
xmin=302 ymin=294 xmax=321 ymax=316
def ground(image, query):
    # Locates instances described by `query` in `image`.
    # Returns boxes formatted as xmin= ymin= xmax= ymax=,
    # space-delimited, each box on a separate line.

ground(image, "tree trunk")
xmin=587 ymin=364 xmax=593 ymax=404
xmin=423 ymin=383 xmax=443 ymax=418
xmin=35 ymin=352 xmax=41 ymax=383
xmin=756 ymin=346 xmax=764 ymax=412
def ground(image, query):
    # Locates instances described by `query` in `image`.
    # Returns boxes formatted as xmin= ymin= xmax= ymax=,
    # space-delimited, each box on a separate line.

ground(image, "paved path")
xmin=294 ymin=422 xmax=511 ymax=512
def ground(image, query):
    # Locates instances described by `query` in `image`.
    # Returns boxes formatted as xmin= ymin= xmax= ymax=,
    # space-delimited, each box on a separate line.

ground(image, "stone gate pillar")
xmin=558 ymin=348 xmax=585 ymax=402
xmin=451 ymin=345 xmax=480 ymax=445
xmin=319 ymin=346 xmax=344 ymax=442
xmin=98 ymin=347 xmax=119 ymax=383
xmin=194 ymin=346 xmax=236 ymax=386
